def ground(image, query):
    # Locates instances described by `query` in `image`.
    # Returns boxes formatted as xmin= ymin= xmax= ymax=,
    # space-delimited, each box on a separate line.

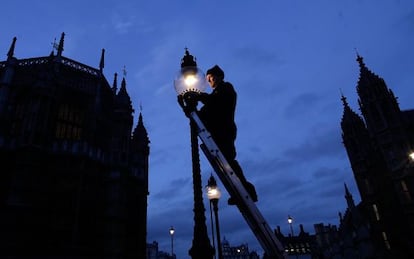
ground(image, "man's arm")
xmin=197 ymin=92 xmax=210 ymax=104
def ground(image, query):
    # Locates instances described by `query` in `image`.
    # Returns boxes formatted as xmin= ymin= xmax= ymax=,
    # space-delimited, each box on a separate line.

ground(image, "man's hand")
xmin=177 ymin=95 xmax=185 ymax=108
xmin=177 ymin=91 xmax=207 ymax=117
xmin=177 ymin=94 xmax=193 ymax=117
xmin=196 ymin=92 xmax=208 ymax=103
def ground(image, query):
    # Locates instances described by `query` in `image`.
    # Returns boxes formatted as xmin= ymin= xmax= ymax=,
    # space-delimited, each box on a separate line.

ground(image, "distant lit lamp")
xmin=287 ymin=215 xmax=299 ymax=258
xmin=174 ymin=49 xmax=214 ymax=259
xmin=409 ymin=152 xmax=414 ymax=161
xmin=207 ymin=174 xmax=223 ymax=259
xmin=395 ymin=151 xmax=414 ymax=178
xmin=169 ymin=226 xmax=175 ymax=257
xmin=287 ymin=215 xmax=294 ymax=236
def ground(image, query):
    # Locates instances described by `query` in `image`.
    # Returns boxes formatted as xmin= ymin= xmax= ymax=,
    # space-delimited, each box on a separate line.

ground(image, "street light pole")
xmin=208 ymin=198 xmax=216 ymax=259
xmin=174 ymin=49 xmax=214 ymax=259
xmin=287 ymin=215 xmax=299 ymax=259
xmin=207 ymin=174 xmax=223 ymax=259
xmin=287 ymin=215 xmax=294 ymax=237
xmin=169 ymin=226 xmax=175 ymax=258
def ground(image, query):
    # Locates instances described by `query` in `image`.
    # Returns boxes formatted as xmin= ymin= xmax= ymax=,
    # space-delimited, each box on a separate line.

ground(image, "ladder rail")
xmin=190 ymin=111 xmax=287 ymax=259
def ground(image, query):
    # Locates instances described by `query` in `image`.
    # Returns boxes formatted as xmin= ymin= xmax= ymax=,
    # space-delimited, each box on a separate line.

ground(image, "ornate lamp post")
xmin=169 ymin=226 xmax=175 ymax=257
xmin=174 ymin=49 xmax=214 ymax=259
xmin=206 ymin=174 xmax=223 ymax=259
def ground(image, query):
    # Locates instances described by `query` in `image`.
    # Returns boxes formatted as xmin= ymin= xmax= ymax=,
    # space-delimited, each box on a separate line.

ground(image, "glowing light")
xmin=174 ymin=67 xmax=207 ymax=96
xmin=409 ymin=152 xmax=414 ymax=161
xmin=206 ymin=186 xmax=221 ymax=200
xmin=184 ymin=74 xmax=198 ymax=87
xmin=169 ymin=226 xmax=175 ymax=236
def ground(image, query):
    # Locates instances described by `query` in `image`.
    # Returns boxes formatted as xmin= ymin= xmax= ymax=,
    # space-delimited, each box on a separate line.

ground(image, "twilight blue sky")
xmin=2 ymin=1 xmax=414 ymax=258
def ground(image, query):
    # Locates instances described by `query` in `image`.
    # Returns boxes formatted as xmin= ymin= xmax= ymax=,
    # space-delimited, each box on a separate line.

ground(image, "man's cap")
xmin=206 ymin=65 xmax=224 ymax=79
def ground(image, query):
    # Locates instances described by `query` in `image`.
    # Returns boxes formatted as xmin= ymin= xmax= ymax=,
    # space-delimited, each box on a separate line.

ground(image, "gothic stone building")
xmin=340 ymin=55 xmax=414 ymax=258
xmin=0 ymin=33 xmax=150 ymax=258
xmin=313 ymin=185 xmax=376 ymax=259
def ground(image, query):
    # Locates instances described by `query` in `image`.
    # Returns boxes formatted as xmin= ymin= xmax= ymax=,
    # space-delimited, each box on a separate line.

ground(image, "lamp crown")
xmin=181 ymin=48 xmax=197 ymax=68
xmin=174 ymin=49 xmax=206 ymax=96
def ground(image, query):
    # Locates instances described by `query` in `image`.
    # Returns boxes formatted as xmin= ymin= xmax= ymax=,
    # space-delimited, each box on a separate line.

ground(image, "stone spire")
xmin=344 ymin=183 xmax=355 ymax=209
xmin=7 ymin=37 xmax=17 ymax=61
xmin=132 ymin=112 xmax=150 ymax=152
xmin=356 ymin=54 xmax=387 ymax=99
xmin=340 ymin=94 xmax=366 ymax=133
xmin=356 ymin=54 xmax=401 ymax=133
xmin=112 ymin=73 xmax=118 ymax=94
xmin=116 ymin=77 xmax=133 ymax=111
xmin=57 ymin=32 xmax=65 ymax=57
xmin=99 ymin=48 xmax=105 ymax=73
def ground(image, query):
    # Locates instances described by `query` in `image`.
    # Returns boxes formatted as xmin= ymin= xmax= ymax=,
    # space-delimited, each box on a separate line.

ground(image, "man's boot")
xmin=227 ymin=160 xmax=258 ymax=205
xmin=245 ymin=181 xmax=258 ymax=202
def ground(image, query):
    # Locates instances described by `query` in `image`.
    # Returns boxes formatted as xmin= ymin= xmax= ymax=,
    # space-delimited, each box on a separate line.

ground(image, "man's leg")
xmin=215 ymin=137 xmax=258 ymax=204
xmin=230 ymin=160 xmax=258 ymax=202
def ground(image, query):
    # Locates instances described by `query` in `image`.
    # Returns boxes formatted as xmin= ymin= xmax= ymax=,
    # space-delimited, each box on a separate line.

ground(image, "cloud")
xmin=283 ymin=92 xmax=322 ymax=119
xmin=111 ymin=13 xmax=135 ymax=34
xmin=152 ymin=177 xmax=192 ymax=200
xmin=232 ymin=46 xmax=286 ymax=67
xmin=283 ymin=124 xmax=344 ymax=161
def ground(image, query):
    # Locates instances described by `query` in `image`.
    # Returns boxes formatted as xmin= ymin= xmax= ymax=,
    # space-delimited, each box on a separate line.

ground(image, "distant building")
xmin=147 ymin=241 xmax=160 ymax=259
xmin=313 ymin=223 xmax=339 ymax=258
xmin=272 ymin=186 xmax=376 ymax=258
xmin=340 ymin=55 xmax=414 ymax=258
xmin=273 ymin=188 xmax=374 ymax=259
xmin=272 ymin=55 xmax=414 ymax=259
xmin=221 ymin=237 xmax=260 ymax=259
xmin=313 ymin=185 xmax=376 ymax=258
xmin=146 ymin=241 xmax=176 ymax=259
xmin=275 ymin=224 xmax=318 ymax=259
xmin=0 ymin=33 xmax=150 ymax=258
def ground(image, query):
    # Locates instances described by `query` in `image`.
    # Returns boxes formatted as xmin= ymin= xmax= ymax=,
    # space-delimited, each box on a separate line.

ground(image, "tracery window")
xmin=55 ymin=103 xmax=83 ymax=140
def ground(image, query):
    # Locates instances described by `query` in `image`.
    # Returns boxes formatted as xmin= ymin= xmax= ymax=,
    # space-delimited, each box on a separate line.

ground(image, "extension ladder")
xmin=189 ymin=110 xmax=287 ymax=259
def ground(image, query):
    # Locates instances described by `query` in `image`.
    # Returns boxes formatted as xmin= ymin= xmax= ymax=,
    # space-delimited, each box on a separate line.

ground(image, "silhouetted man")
xmin=198 ymin=65 xmax=258 ymax=205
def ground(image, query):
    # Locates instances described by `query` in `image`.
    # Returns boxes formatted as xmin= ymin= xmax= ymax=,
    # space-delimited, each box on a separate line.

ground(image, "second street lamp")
xmin=207 ymin=174 xmax=223 ymax=259
xmin=174 ymin=48 xmax=214 ymax=259
xmin=287 ymin=215 xmax=294 ymax=237
xmin=287 ymin=215 xmax=299 ymax=258
xmin=169 ymin=226 xmax=175 ymax=258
